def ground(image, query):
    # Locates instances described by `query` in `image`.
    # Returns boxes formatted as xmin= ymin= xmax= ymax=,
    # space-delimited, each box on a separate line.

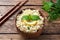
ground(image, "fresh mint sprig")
xmin=21 ymin=15 xmax=40 ymax=21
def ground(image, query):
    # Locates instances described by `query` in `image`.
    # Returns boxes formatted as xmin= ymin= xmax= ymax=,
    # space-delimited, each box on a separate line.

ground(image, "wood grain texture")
xmin=0 ymin=0 xmax=43 ymax=5
xmin=0 ymin=6 xmax=13 ymax=19
xmin=0 ymin=39 xmax=10 ymax=40
xmin=0 ymin=6 xmax=60 ymax=34
xmin=0 ymin=34 xmax=60 ymax=40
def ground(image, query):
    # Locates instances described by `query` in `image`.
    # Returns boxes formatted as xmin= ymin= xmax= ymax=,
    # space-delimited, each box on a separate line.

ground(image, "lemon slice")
xmin=22 ymin=20 xmax=37 ymax=26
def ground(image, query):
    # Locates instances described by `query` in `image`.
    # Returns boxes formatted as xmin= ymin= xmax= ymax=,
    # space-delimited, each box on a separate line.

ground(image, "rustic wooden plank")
xmin=52 ymin=18 xmax=60 ymax=23
xmin=0 ymin=0 xmax=43 ymax=5
xmin=43 ymin=23 xmax=60 ymax=34
xmin=0 ymin=34 xmax=24 ymax=39
xmin=0 ymin=39 xmax=11 ymax=40
xmin=0 ymin=34 xmax=60 ymax=40
xmin=52 ymin=21 xmax=60 ymax=23
xmin=0 ymin=6 xmax=13 ymax=19
xmin=0 ymin=6 xmax=60 ymax=34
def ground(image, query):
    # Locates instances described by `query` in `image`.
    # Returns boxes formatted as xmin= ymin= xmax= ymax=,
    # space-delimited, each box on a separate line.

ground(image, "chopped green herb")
xmin=27 ymin=27 xmax=30 ymax=30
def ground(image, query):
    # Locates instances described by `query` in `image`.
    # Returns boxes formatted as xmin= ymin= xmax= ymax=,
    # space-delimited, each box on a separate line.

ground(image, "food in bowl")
xmin=16 ymin=9 xmax=44 ymax=33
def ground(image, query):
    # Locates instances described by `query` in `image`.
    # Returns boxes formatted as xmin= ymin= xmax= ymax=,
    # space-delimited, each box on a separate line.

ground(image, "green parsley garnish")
xmin=43 ymin=0 xmax=60 ymax=21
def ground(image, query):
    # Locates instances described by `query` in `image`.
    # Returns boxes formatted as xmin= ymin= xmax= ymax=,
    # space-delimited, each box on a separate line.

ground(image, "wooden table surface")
xmin=0 ymin=0 xmax=60 ymax=40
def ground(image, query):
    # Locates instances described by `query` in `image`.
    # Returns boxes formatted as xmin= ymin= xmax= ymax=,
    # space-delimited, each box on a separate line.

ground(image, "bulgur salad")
xmin=16 ymin=9 xmax=44 ymax=33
